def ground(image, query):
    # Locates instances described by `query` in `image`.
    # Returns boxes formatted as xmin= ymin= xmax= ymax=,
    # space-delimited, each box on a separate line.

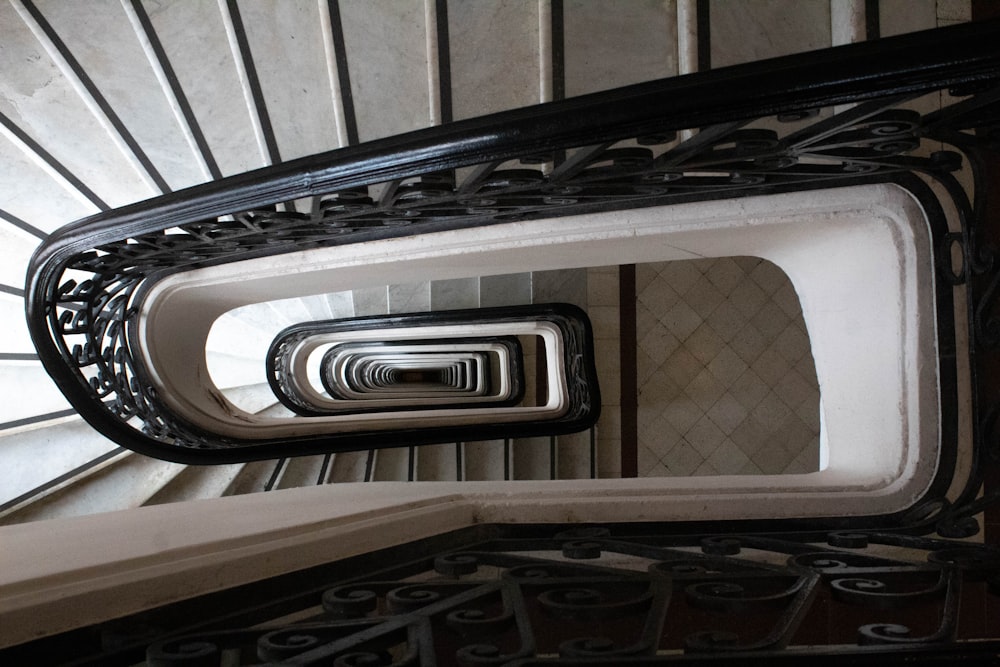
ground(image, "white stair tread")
xmin=139 ymin=0 xmax=264 ymax=177
xmin=207 ymin=312 xmax=277 ymax=360
xmin=0 ymin=122 xmax=99 ymax=229
xmin=0 ymin=417 xmax=120 ymax=506
xmin=1 ymin=453 xmax=185 ymax=523
xmin=237 ymin=0 xmax=342 ymax=160
xmin=0 ymin=295 xmax=34 ymax=353
xmin=0 ymin=363 xmax=71 ymax=423
xmin=206 ymin=351 xmax=267 ymax=390
xmin=339 ymin=0 xmax=432 ymax=142
xmin=0 ymin=1 xmax=157 ymax=207
xmin=143 ymin=462 xmax=247 ymax=506
xmin=448 ymin=1 xmax=541 ymax=119
xmin=34 ymin=0 xmax=207 ymax=191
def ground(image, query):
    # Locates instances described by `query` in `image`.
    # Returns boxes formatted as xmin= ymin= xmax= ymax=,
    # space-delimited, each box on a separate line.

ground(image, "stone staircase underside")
xmin=0 ymin=0 xmax=968 ymax=524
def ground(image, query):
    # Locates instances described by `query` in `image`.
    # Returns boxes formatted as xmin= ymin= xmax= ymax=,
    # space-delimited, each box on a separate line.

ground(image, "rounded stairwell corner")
xmin=18 ymin=18 xmax=1000 ymax=533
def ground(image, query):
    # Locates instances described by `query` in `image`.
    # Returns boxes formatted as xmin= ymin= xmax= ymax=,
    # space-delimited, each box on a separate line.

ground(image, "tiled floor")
xmin=636 ymin=257 xmax=820 ymax=476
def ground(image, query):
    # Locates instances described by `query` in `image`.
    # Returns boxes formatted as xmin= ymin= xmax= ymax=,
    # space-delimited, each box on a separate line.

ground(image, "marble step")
xmin=0 ymin=295 xmax=33 ymax=354
xmin=0 ymin=418 xmax=121 ymax=514
xmin=143 ymin=461 xmax=248 ymax=506
xmin=0 ymin=451 xmax=186 ymax=524
xmin=0 ymin=362 xmax=72 ymax=424
xmin=273 ymin=454 xmax=330 ymax=489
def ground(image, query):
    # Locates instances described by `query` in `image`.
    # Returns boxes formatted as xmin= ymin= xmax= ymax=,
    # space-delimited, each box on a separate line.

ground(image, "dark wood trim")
xmin=865 ymin=0 xmax=881 ymax=41
xmin=435 ymin=0 xmax=453 ymax=124
xmin=619 ymin=264 xmax=638 ymax=478
xmin=326 ymin=0 xmax=359 ymax=145
xmin=696 ymin=0 xmax=711 ymax=71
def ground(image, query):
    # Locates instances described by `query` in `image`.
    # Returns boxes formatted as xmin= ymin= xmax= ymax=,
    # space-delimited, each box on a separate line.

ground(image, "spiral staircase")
xmin=0 ymin=0 xmax=974 ymax=525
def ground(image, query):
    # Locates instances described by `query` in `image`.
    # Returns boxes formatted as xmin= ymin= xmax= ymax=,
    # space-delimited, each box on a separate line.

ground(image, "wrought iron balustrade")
xmin=6 ymin=522 xmax=998 ymax=664
xmin=23 ymin=14 xmax=1000 ymax=526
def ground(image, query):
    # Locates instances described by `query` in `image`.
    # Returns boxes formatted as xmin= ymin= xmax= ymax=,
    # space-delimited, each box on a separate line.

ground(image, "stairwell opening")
xmin=143 ymin=183 xmax=940 ymax=519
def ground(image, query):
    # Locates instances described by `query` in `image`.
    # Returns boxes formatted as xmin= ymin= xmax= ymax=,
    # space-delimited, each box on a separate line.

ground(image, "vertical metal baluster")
xmin=363 ymin=449 xmax=376 ymax=482
xmin=455 ymin=442 xmax=464 ymax=481
xmin=589 ymin=427 xmax=597 ymax=479
xmin=549 ymin=435 xmax=557 ymax=480
xmin=316 ymin=453 xmax=333 ymax=485
xmin=503 ymin=438 xmax=511 ymax=481
xmin=407 ymin=446 xmax=416 ymax=482
xmin=264 ymin=458 xmax=287 ymax=491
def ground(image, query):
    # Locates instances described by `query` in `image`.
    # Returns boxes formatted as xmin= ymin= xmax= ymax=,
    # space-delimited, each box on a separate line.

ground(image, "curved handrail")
xmin=23 ymin=16 xmax=1000 ymax=515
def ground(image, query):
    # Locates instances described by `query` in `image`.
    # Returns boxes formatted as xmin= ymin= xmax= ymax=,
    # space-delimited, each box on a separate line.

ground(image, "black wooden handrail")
xmin=21 ymin=19 xmax=1000 ymax=539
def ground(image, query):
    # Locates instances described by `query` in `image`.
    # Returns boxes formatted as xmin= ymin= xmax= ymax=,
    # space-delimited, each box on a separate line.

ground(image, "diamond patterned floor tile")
xmin=635 ymin=257 xmax=820 ymax=477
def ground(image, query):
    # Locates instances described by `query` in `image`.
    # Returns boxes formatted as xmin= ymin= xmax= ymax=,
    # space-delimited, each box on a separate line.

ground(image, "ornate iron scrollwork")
xmin=29 ymin=525 xmax=971 ymax=664
xmin=21 ymin=16 xmax=1000 ymax=529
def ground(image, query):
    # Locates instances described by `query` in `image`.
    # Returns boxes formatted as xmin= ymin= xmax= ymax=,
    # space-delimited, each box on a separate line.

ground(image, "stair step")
xmin=35 ymin=0 xmax=208 ymax=191
xmin=1 ymin=453 xmax=185 ymax=523
xmin=0 ymin=362 xmax=71 ymax=424
xmin=0 ymin=115 xmax=99 ymax=226
xmin=415 ymin=443 xmax=460 ymax=481
xmin=2 ymin=0 xmax=158 ymax=207
xmin=463 ymin=439 xmax=510 ymax=481
xmin=449 ymin=1 xmax=541 ymax=119
xmin=0 ymin=418 xmax=121 ymax=509
xmin=206 ymin=352 xmax=267 ymax=390
xmin=339 ymin=0 xmax=433 ymax=142
xmin=273 ymin=454 xmax=328 ymax=490
xmin=143 ymin=462 xmax=247 ymax=506
xmin=0 ymin=295 xmax=34 ymax=353
xmin=220 ymin=382 xmax=284 ymax=414
xmin=430 ymin=278 xmax=479 ymax=310
xmin=223 ymin=459 xmax=282 ymax=496
xmin=206 ymin=312 xmax=281 ymax=360
xmin=351 ymin=285 xmax=389 ymax=317
xmin=329 ymin=450 xmax=370 ymax=483
xmin=388 ymin=282 xmax=431 ymax=313
xmin=235 ymin=0 xmax=342 ymax=161
xmin=372 ymin=447 xmax=412 ymax=482
xmin=138 ymin=0 xmax=263 ymax=176
xmin=564 ymin=0 xmax=678 ymax=96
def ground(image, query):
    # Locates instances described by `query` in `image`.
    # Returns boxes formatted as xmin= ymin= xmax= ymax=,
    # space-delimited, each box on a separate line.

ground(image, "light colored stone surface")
xmin=140 ymin=0 xmax=262 ymax=176
xmin=480 ymin=272 xmax=532 ymax=307
xmin=0 ymin=1 xmax=157 ymax=206
xmin=417 ymin=442 xmax=459 ymax=481
xmin=274 ymin=455 xmax=327 ymax=489
xmin=879 ymin=0 xmax=936 ymax=36
xmin=431 ymin=277 xmax=480 ymax=310
xmin=635 ymin=257 xmax=819 ymax=476
xmin=709 ymin=0 xmax=830 ymax=68
xmin=449 ymin=0 xmax=540 ymax=118
xmin=2 ymin=454 xmax=185 ymax=524
xmin=0 ymin=134 xmax=96 ymax=230
xmin=144 ymin=463 xmax=248 ymax=505
xmin=0 ymin=419 xmax=120 ymax=509
xmin=0 ymin=296 xmax=32 ymax=354
xmin=35 ymin=0 xmax=208 ymax=190
xmin=352 ymin=285 xmax=389 ymax=316
xmin=339 ymin=0 xmax=431 ymax=140
xmin=564 ymin=0 xmax=676 ymax=96
xmin=0 ymin=363 xmax=71 ymax=424
xmin=388 ymin=281 xmax=431 ymax=313
xmin=238 ymin=0 xmax=341 ymax=160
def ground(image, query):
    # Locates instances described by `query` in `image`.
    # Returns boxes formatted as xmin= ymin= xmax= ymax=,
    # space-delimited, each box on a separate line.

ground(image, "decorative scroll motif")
xmin=18 ymin=525 xmax=982 ymax=664
xmin=24 ymin=21 xmax=1000 ymax=471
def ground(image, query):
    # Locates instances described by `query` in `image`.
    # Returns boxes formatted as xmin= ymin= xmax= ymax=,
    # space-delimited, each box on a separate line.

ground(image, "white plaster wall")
xmin=138 ymin=184 xmax=939 ymax=518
